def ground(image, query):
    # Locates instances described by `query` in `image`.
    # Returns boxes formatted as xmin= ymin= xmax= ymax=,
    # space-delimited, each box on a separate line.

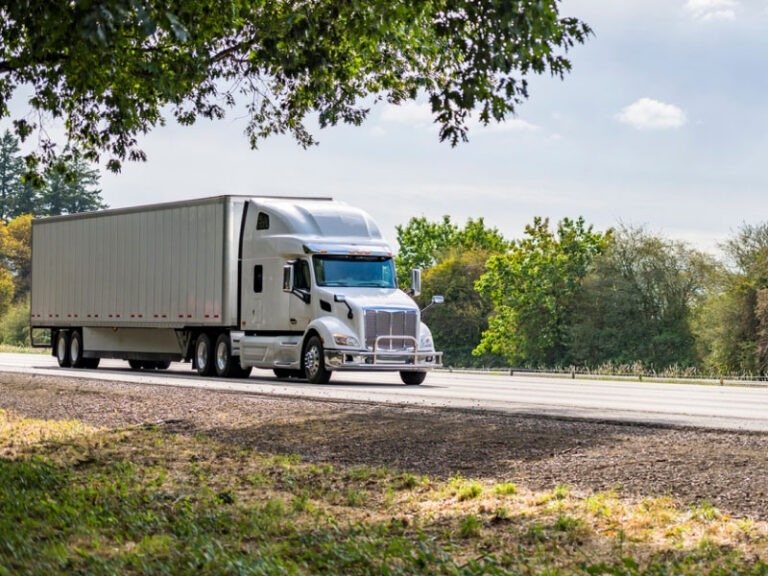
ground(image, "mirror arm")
xmin=334 ymin=294 xmax=354 ymax=319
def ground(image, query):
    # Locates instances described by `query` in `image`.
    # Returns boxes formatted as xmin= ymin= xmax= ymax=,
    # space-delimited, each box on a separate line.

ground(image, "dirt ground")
xmin=2 ymin=371 xmax=768 ymax=519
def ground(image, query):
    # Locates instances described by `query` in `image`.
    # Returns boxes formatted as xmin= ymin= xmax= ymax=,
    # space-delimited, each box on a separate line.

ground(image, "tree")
xmin=693 ymin=223 xmax=768 ymax=376
xmin=39 ymin=153 xmax=107 ymax=216
xmin=0 ymin=221 xmax=15 ymax=314
xmin=0 ymin=1 xmax=592 ymax=175
xmin=0 ymin=129 xmax=26 ymax=221
xmin=475 ymin=217 xmax=609 ymax=367
xmin=395 ymin=215 xmax=510 ymax=367
xmin=395 ymin=215 xmax=510 ymax=285
xmin=418 ymin=249 xmax=505 ymax=368
xmin=3 ymin=214 xmax=31 ymax=297
xmin=568 ymin=226 xmax=718 ymax=369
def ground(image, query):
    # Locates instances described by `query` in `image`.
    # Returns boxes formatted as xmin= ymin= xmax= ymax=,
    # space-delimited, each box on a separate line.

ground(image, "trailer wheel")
xmin=303 ymin=335 xmax=331 ymax=384
xmin=195 ymin=333 xmax=216 ymax=376
xmin=56 ymin=331 xmax=71 ymax=368
xmin=128 ymin=360 xmax=144 ymax=370
xmin=70 ymin=331 xmax=85 ymax=368
xmin=214 ymin=333 xmax=251 ymax=378
xmin=400 ymin=371 xmax=426 ymax=385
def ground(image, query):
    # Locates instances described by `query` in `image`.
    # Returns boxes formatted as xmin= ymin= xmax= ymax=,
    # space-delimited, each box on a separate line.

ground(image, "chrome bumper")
xmin=324 ymin=336 xmax=443 ymax=371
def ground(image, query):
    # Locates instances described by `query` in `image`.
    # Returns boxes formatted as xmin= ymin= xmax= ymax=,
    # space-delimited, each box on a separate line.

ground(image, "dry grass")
xmin=3 ymin=407 xmax=768 ymax=575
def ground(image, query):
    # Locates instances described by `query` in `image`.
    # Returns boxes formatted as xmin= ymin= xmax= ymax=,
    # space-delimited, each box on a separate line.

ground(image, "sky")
xmin=10 ymin=0 xmax=768 ymax=255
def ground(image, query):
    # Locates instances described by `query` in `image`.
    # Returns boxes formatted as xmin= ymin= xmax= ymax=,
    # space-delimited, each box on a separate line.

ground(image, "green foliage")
xmin=0 ymin=297 xmax=29 ymax=345
xmin=396 ymin=215 xmax=510 ymax=368
xmin=475 ymin=216 xmax=609 ymax=366
xmin=568 ymin=226 xmax=719 ymax=369
xmin=4 ymin=409 xmax=768 ymax=576
xmin=2 ymin=214 xmax=31 ymax=295
xmin=419 ymin=249 xmax=506 ymax=367
xmin=39 ymin=151 xmax=107 ymax=216
xmin=0 ymin=132 xmax=107 ymax=220
xmin=694 ymin=223 xmax=768 ymax=376
xmin=395 ymin=215 xmax=510 ymax=283
xmin=0 ymin=1 xmax=592 ymax=173
xmin=493 ymin=482 xmax=518 ymax=496
xmin=0 ymin=267 xmax=13 ymax=317
xmin=0 ymin=129 xmax=28 ymax=221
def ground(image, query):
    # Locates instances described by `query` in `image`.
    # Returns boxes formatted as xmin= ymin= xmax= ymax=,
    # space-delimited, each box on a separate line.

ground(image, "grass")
xmin=2 ymin=408 xmax=768 ymax=575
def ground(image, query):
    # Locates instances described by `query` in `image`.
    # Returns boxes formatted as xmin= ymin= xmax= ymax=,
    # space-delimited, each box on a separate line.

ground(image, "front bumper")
xmin=324 ymin=336 xmax=443 ymax=371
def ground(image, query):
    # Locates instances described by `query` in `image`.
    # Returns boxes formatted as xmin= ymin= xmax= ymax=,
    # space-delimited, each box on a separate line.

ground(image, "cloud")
xmin=380 ymin=101 xmax=434 ymax=128
xmin=471 ymin=117 xmax=539 ymax=134
xmin=616 ymin=98 xmax=687 ymax=131
xmin=684 ymin=0 xmax=739 ymax=21
xmin=380 ymin=101 xmax=538 ymax=134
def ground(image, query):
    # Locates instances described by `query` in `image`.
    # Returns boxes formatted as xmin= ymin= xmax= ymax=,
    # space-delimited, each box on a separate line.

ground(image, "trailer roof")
xmin=31 ymin=195 xmax=335 ymax=224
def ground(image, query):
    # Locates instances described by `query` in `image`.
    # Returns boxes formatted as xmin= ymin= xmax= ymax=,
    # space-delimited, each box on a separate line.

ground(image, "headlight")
xmin=420 ymin=335 xmax=434 ymax=350
xmin=333 ymin=334 xmax=360 ymax=347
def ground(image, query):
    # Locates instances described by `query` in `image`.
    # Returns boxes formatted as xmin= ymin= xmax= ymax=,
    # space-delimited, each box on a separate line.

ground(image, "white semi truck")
xmin=30 ymin=196 xmax=442 ymax=384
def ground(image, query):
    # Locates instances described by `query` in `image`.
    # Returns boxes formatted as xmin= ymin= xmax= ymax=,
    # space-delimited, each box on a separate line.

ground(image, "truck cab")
xmin=237 ymin=198 xmax=441 ymax=384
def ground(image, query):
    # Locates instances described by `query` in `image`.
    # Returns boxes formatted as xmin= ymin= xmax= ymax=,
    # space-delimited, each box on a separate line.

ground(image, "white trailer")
xmin=30 ymin=196 xmax=442 ymax=384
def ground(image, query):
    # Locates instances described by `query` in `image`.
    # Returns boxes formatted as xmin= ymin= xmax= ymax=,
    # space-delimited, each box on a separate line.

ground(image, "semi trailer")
xmin=30 ymin=195 xmax=442 ymax=384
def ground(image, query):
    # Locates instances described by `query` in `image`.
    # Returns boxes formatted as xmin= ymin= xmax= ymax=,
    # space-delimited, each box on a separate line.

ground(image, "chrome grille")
xmin=364 ymin=309 xmax=418 ymax=350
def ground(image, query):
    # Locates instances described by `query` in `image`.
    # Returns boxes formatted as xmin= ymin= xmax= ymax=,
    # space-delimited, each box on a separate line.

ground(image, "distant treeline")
xmin=397 ymin=215 xmax=768 ymax=378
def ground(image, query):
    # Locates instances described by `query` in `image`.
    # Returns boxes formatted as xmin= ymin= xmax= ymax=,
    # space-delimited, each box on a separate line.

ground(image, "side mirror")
xmin=421 ymin=294 xmax=444 ymax=313
xmin=282 ymin=263 xmax=294 ymax=292
xmin=334 ymin=293 xmax=353 ymax=319
xmin=410 ymin=268 xmax=422 ymax=297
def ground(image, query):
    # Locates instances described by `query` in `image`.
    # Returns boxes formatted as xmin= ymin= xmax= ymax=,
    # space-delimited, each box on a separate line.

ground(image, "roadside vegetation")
xmin=2 ymin=407 xmax=768 ymax=576
xmin=401 ymin=216 xmax=768 ymax=380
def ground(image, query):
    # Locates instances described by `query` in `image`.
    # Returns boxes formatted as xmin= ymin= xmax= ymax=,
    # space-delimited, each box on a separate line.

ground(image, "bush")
xmin=0 ymin=298 xmax=30 ymax=346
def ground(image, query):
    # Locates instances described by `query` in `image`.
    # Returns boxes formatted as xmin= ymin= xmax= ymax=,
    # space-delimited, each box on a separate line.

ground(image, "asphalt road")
xmin=3 ymin=352 xmax=768 ymax=432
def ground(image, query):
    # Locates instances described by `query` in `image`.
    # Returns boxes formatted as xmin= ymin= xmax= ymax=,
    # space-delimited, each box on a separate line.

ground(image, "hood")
xmin=316 ymin=287 xmax=418 ymax=312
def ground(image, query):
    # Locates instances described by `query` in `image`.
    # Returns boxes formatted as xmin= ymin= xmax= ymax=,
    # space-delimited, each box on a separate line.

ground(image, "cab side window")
xmin=257 ymin=212 xmax=270 ymax=230
xmin=294 ymin=260 xmax=311 ymax=291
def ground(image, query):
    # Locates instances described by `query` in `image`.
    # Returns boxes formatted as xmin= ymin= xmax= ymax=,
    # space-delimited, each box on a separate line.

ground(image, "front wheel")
xmin=303 ymin=335 xmax=331 ymax=384
xmin=400 ymin=371 xmax=426 ymax=385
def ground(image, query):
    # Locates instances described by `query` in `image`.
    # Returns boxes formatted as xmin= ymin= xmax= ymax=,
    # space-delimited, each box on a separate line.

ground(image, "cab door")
xmin=288 ymin=258 xmax=314 ymax=332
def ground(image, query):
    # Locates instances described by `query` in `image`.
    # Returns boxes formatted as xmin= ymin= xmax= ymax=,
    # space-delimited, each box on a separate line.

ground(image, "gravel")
xmin=3 ymin=371 xmax=768 ymax=519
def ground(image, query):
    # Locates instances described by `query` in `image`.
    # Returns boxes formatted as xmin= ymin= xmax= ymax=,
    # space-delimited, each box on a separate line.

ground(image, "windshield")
xmin=312 ymin=255 xmax=397 ymax=288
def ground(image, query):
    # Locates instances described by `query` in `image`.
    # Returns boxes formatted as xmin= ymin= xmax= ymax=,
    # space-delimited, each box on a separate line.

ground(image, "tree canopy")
xmin=0 ymin=0 xmax=592 ymax=173
xmin=0 ymin=131 xmax=106 ymax=219
xmin=568 ymin=226 xmax=717 ymax=370
xmin=475 ymin=216 xmax=609 ymax=366
xmin=395 ymin=215 xmax=510 ymax=282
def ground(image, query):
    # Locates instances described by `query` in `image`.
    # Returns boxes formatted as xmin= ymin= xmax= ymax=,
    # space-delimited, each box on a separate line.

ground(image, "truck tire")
xmin=83 ymin=358 xmax=101 ymax=369
xmin=400 ymin=371 xmax=426 ymax=385
xmin=128 ymin=360 xmax=144 ymax=370
xmin=195 ymin=333 xmax=216 ymax=376
xmin=70 ymin=330 xmax=85 ymax=368
xmin=56 ymin=331 xmax=71 ymax=368
xmin=214 ymin=333 xmax=251 ymax=378
xmin=303 ymin=335 xmax=331 ymax=384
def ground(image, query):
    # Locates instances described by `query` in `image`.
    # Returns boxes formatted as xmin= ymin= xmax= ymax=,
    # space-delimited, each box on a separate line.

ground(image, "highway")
xmin=2 ymin=352 xmax=768 ymax=432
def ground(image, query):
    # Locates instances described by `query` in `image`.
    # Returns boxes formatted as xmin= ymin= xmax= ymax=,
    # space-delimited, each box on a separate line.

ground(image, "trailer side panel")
xmin=31 ymin=197 xmax=239 ymax=329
